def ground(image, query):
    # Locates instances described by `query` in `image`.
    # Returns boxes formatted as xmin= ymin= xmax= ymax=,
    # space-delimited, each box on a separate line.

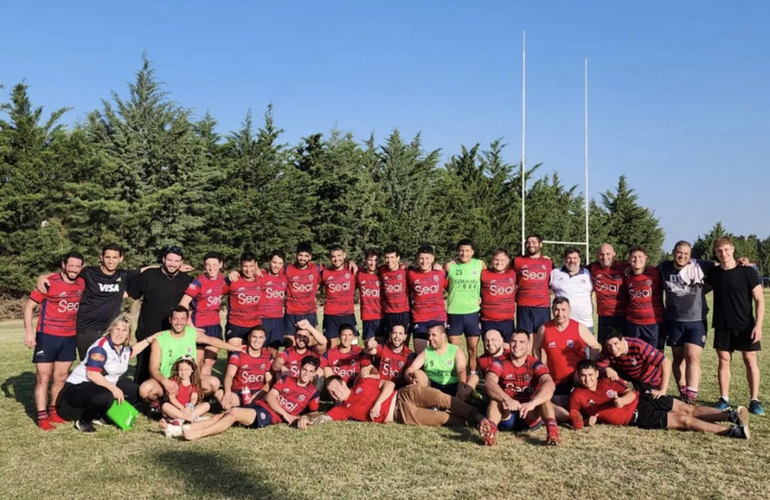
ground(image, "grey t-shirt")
xmin=659 ymin=259 xmax=714 ymax=322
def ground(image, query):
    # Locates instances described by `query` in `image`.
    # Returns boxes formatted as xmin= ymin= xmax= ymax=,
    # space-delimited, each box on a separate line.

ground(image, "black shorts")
xmin=631 ymin=392 xmax=673 ymax=430
xmin=225 ymin=323 xmax=255 ymax=343
xmin=429 ymin=379 xmax=458 ymax=396
xmin=322 ymin=314 xmax=358 ymax=340
xmin=553 ymin=380 xmax=574 ymax=397
xmin=480 ymin=320 xmax=515 ymax=343
xmin=76 ymin=329 xmax=103 ymax=361
xmin=714 ymin=328 xmax=761 ymax=352
xmin=412 ymin=320 xmax=446 ymax=341
xmin=362 ymin=320 xmax=384 ymax=341
xmin=32 ymin=332 xmax=76 ymax=364
xmin=261 ymin=317 xmax=285 ymax=349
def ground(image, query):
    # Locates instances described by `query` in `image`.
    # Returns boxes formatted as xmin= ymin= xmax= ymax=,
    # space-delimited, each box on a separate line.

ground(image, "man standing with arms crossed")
xmin=445 ymin=239 xmax=486 ymax=374
xmin=706 ymin=237 xmax=765 ymax=414
xmin=129 ymin=246 xmax=192 ymax=383
xmin=588 ymin=243 xmax=628 ymax=343
xmin=513 ymin=234 xmax=553 ymax=334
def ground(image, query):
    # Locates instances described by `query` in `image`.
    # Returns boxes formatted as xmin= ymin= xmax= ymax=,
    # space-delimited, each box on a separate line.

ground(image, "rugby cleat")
xmin=748 ymin=400 xmax=765 ymax=416
xmin=74 ymin=420 xmax=96 ymax=433
xmin=37 ymin=419 xmax=56 ymax=431
xmin=736 ymin=406 xmax=750 ymax=440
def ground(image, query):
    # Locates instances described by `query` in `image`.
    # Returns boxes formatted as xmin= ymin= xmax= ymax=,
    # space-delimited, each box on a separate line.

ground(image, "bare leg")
xmin=202 ymin=346 xmax=218 ymax=376
xmin=139 ymin=379 xmax=164 ymax=402
xmin=742 ymin=351 xmax=760 ymax=400
xmin=413 ymin=339 xmax=428 ymax=354
xmin=34 ymin=363 xmax=53 ymax=412
xmin=162 ymin=403 xmax=186 ymax=420
xmin=684 ymin=343 xmax=703 ymax=393
xmin=227 ymin=338 xmax=243 ymax=349
xmin=667 ymin=413 xmax=731 ymax=436
xmin=192 ymin=403 xmax=211 ymax=419
xmin=487 ymin=400 xmax=503 ymax=424
xmin=466 ymin=336 xmax=479 ymax=373
xmin=671 ymin=346 xmax=685 ymax=391
xmin=551 ymin=395 xmax=570 ymax=423
xmin=201 ymin=375 xmax=221 ymax=396
xmin=412 ymin=370 xmax=430 ymax=388
xmin=717 ymin=350 xmax=732 ymax=399
xmin=183 ymin=408 xmax=256 ymax=441
xmin=670 ymin=399 xmax=730 ymax=422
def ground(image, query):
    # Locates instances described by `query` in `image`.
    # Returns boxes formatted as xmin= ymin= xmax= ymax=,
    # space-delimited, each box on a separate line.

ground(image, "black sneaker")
xmin=74 ymin=420 xmax=96 ymax=433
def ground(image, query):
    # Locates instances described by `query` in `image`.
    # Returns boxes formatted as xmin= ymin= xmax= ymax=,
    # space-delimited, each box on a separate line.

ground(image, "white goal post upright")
xmin=520 ymin=39 xmax=591 ymax=260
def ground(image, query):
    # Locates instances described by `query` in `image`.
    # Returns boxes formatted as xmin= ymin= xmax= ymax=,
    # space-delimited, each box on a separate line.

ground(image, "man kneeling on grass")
xmin=295 ymin=372 xmax=494 ymax=443
xmin=569 ymin=359 xmax=749 ymax=439
xmin=163 ymin=356 xmax=320 ymax=440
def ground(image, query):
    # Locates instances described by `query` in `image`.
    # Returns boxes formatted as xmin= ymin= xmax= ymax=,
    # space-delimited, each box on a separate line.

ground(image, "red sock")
xmin=47 ymin=405 xmax=67 ymax=423
xmin=37 ymin=410 xmax=49 ymax=422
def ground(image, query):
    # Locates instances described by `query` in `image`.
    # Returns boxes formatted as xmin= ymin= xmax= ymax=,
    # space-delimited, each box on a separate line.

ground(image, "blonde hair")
xmin=104 ymin=316 xmax=133 ymax=347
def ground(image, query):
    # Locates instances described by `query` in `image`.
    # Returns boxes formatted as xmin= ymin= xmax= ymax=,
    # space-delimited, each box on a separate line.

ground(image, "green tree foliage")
xmin=693 ymin=222 xmax=769 ymax=276
xmin=0 ymin=57 xmax=690 ymax=297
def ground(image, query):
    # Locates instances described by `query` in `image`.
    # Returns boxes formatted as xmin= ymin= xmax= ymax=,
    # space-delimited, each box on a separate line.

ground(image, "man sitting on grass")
xmin=165 ymin=356 xmax=321 ymax=440
xmin=569 ymin=359 xmax=749 ymax=439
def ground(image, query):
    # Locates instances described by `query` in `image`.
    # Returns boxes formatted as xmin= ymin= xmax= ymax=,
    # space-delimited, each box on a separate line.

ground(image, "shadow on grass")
xmin=153 ymin=449 xmax=300 ymax=500
xmin=1 ymin=371 xmax=37 ymax=420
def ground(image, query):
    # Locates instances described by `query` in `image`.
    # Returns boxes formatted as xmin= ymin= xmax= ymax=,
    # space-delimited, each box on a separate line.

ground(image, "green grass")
xmin=2 ymin=294 xmax=770 ymax=500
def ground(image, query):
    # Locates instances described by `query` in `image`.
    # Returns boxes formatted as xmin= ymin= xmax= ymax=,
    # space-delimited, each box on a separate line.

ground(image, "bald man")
xmin=588 ymin=244 xmax=629 ymax=343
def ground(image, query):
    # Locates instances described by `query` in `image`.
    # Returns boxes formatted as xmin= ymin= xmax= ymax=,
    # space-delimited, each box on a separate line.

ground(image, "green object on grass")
xmin=106 ymin=400 xmax=139 ymax=430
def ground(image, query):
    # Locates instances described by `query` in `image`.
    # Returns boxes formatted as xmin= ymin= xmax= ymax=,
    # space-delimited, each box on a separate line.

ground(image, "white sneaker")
xmin=164 ymin=423 xmax=183 ymax=438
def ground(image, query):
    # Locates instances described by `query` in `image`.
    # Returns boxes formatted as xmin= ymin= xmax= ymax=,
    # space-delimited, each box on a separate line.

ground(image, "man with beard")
xmin=357 ymin=249 xmax=384 ymax=342
xmin=321 ymin=324 xmax=365 ymax=385
xmin=550 ymin=247 xmax=594 ymax=331
xmin=320 ymin=246 xmax=358 ymax=348
xmin=129 ymin=246 xmax=193 ymax=383
xmin=223 ymin=252 xmax=262 ymax=348
xmin=409 ymin=245 xmax=449 ymax=354
xmin=363 ymin=324 xmax=414 ymax=386
xmin=513 ymin=235 xmax=553 ymax=334
xmin=272 ymin=319 xmax=326 ymax=378
xmin=404 ymin=324 xmax=472 ymax=400
xmin=256 ymin=251 xmax=288 ymax=353
xmin=466 ymin=329 xmax=508 ymax=391
xmin=588 ymin=243 xmax=628 ymax=343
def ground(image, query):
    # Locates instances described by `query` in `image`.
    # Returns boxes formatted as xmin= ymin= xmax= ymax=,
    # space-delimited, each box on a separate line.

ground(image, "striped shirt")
xmin=595 ymin=337 xmax=664 ymax=389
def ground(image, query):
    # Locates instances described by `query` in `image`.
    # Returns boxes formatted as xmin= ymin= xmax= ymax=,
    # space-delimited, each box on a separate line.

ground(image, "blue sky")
xmin=2 ymin=1 xmax=768 ymax=250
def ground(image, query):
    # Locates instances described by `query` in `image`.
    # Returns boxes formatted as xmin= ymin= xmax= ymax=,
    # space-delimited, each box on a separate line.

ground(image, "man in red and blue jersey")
xmin=363 ymin=324 xmax=414 ymax=386
xmin=321 ymin=245 xmax=357 ymax=347
xmin=380 ymin=245 xmax=411 ymax=335
xmin=272 ymin=319 xmax=326 ymax=378
xmin=588 ymin=243 xmax=629 ymax=343
xmin=513 ymin=234 xmax=553 ymax=334
xmin=284 ymin=242 xmax=323 ymax=337
xmin=408 ymin=245 xmax=448 ymax=354
xmin=570 ymin=359 xmax=749 ymax=439
xmin=480 ymin=248 xmax=517 ymax=343
xmin=23 ymin=251 xmax=86 ymax=430
xmin=322 ymin=324 xmax=365 ymax=385
xmin=221 ymin=326 xmax=273 ymax=409
xmin=256 ymin=251 xmax=287 ymax=353
xmin=483 ymin=329 xmax=560 ymax=445
xmin=357 ymin=248 xmax=384 ymax=342
xmin=179 ymin=251 xmax=228 ymax=376
xmin=179 ymin=356 xmax=321 ymax=440
xmin=224 ymin=252 xmax=262 ymax=347
xmin=624 ymin=245 xmax=665 ymax=349
xmin=596 ymin=327 xmax=672 ymax=395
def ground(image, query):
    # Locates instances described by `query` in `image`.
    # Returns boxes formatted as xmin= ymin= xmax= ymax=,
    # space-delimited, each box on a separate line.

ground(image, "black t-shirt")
xmin=704 ymin=265 xmax=760 ymax=329
xmin=128 ymin=268 xmax=192 ymax=340
xmin=76 ymin=266 xmax=140 ymax=333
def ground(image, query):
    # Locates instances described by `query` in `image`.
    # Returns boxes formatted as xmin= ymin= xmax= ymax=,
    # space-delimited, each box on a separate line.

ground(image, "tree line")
xmin=1 ymin=55 xmax=669 ymax=299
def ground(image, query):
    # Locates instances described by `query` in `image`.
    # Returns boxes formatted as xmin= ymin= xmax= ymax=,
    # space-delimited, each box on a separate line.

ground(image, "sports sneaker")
xmin=736 ymin=406 xmax=750 ymax=440
xmin=727 ymin=424 xmax=749 ymax=440
xmin=47 ymin=410 xmax=68 ymax=424
xmin=546 ymin=427 xmax=561 ymax=446
xmin=37 ymin=419 xmax=56 ymax=431
xmin=74 ymin=420 xmax=97 ymax=433
xmin=92 ymin=418 xmax=106 ymax=426
xmin=715 ymin=398 xmax=731 ymax=411
xmin=749 ymin=399 xmax=765 ymax=416
xmin=478 ymin=418 xmax=498 ymax=446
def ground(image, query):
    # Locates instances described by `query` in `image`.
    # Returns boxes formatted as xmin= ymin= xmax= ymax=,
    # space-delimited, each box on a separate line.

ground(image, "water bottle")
xmin=241 ymin=387 xmax=251 ymax=403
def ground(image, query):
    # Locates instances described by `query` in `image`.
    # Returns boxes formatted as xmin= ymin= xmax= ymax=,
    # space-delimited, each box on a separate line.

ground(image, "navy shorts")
xmin=32 ymin=332 xmax=76 ymax=364
xmin=626 ymin=322 xmax=661 ymax=349
xmin=516 ymin=306 xmax=550 ymax=334
xmin=201 ymin=324 xmax=223 ymax=339
xmin=261 ymin=317 xmax=285 ymax=349
xmin=412 ymin=320 xmax=446 ymax=341
xmin=245 ymin=403 xmax=275 ymax=429
xmin=383 ymin=312 xmax=410 ymax=331
xmin=447 ymin=312 xmax=481 ymax=337
xmin=362 ymin=319 xmax=384 ymax=341
xmin=666 ymin=320 xmax=707 ymax=348
xmin=323 ymin=314 xmax=358 ymax=340
xmin=481 ymin=320 xmax=515 ymax=342
xmin=499 ymin=411 xmax=543 ymax=432
xmin=598 ymin=316 xmax=627 ymax=343
xmin=225 ymin=323 xmax=255 ymax=343
xmin=284 ymin=313 xmax=318 ymax=335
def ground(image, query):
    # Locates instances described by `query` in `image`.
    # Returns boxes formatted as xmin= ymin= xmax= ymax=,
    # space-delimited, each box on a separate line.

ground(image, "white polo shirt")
xmin=550 ymin=266 xmax=594 ymax=328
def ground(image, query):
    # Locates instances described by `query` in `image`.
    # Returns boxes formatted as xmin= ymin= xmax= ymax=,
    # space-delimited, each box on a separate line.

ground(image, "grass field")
xmin=2 ymin=294 xmax=770 ymax=500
